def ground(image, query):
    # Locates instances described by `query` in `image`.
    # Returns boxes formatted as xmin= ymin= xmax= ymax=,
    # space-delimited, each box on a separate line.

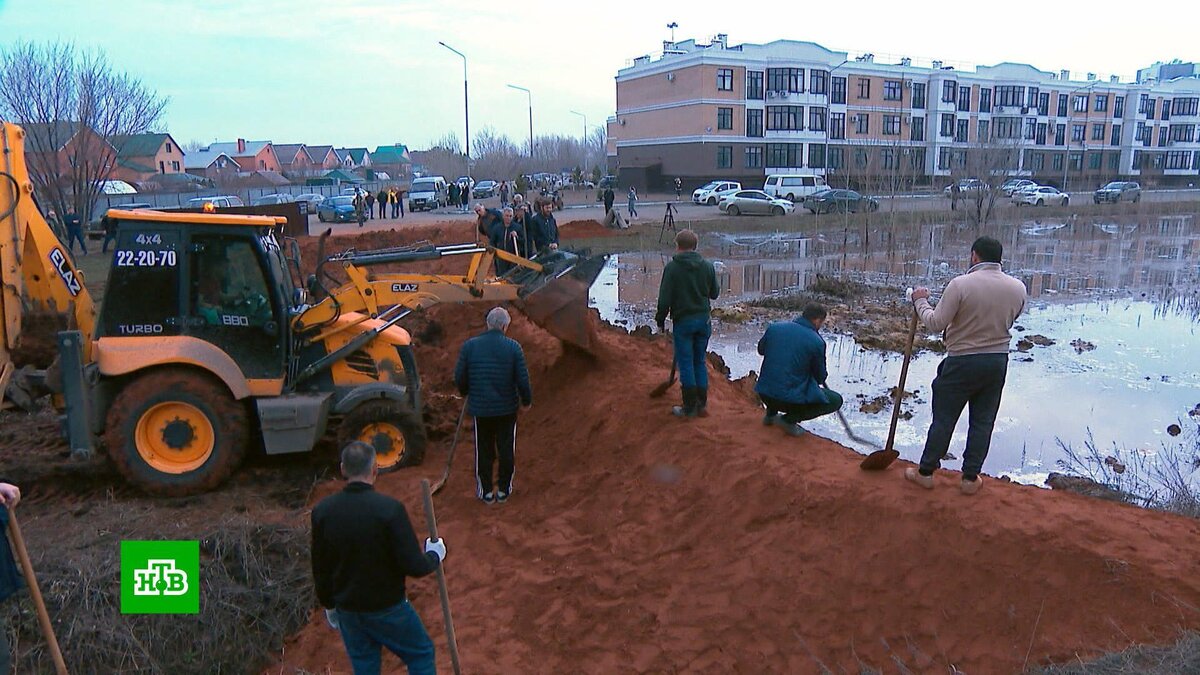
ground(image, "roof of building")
xmin=273 ymin=143 xmax=311 ymax=166
xmin=338 ymin=147 xmax=370 ymax=164
xmin=324 ymin=168 xmax=364 ymax=183
xmin=207 ymin=140 xmax=273 ymax=157
xmin=184 ymin=149 xmax=241 ymax=170
xmin=117 ymin=157 xmax=157 ymax=174
xmin=21 ymin=121 xmax=112 ymax=153
xmin=372 ymin=144 xmax=411 ymax=164
xmin=111 ymin=133 xmax=175 ymax=158
xmin=308 ymin=145 xmax=336 ymax=163
xmin=242 ymin=170 xmax=291 ymax=186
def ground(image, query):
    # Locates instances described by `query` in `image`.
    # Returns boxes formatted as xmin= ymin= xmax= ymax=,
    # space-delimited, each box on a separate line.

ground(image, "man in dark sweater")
xmin=0 ymin=481 xmax=21 ymax=675
xmin=655 ymin=229 xmax=720 ymax=418
xmin=528 ymin=199 xmax=558 ymax=253
xmin=754 ymin=303 xmax=843 ymax=436
xmin=488 ymin=207 xmax=527 ymax=275
xmin=311 ymin=442 xmax=446 ymax=675
xmin=455 ymin=307 xmax=532 ymax=504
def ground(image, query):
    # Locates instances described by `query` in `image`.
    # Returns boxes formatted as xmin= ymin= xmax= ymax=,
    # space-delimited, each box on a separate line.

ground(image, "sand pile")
xmin=270 ymin=301 xmax=1200 ymax=673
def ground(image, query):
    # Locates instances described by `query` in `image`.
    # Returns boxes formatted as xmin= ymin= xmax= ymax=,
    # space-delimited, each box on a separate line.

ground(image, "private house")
xmin=372 ymin=144 xmax=412 ymax=179
xmin=273 ymin=143 xmax=316 ymax=177
xmin=206 ymin=139 xmax=281 ymax=173
xmin=22 ymin=121 xmax=117 ymax=182
xmin=307 ymin=145 xmax=340 ymax=172
xmin=111 ymin=132 xmax=185 ymax=182
xmin=336 ymin=147 xmax=371 ymax=169
xmin=184 ymin=148 xmax=242 ymax=179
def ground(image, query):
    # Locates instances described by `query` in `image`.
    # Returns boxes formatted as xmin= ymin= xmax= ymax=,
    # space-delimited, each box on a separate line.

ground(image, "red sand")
xmin=559 ymin=219 xmax=623 ymax=239
xmin=268 ymin=297 xmax=1200 ymax=673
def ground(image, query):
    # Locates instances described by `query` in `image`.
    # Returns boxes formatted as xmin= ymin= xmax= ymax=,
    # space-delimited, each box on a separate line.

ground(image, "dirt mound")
xmin=271 ymin=305 xmax=1200 ymax=673
xmin=559 ymin=219 xmax=623 ymax=239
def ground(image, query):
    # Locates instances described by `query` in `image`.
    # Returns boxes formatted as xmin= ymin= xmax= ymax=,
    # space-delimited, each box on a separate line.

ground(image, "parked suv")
xmin=763 ymin=174 xmax=828 ymax=202
xmin=186 ymin=195 xmax=244 ymax=209
xmin=1093 ymin=181 xmax=1141 ymax=204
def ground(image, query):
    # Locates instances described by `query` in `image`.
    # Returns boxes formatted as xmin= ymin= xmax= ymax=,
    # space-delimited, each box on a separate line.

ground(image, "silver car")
xmin=717 ymin=190 xmax=795 ymax=216
xmin=294 ymin=193 xmax=326 ymax=210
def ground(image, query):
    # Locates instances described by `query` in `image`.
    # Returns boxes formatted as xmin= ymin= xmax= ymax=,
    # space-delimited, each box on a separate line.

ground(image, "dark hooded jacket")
xmin=655 ymin=251 xmax=719 ymax=326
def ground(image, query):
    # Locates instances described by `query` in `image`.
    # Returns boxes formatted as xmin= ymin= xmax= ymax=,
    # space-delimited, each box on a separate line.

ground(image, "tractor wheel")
xmin=105 ymin=368 xmax=249 ymax=496
xmin=771 ymin=205 xmax=785 ymax=216
xmin=337 ymin=399 xmax=427 ymax=471
xmin=727 ymin=205 xmax=741 ymax=216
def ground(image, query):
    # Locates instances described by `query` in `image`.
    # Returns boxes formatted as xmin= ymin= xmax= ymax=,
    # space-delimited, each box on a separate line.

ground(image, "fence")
xmin=96 ymin=180 xmax=397 ymax=214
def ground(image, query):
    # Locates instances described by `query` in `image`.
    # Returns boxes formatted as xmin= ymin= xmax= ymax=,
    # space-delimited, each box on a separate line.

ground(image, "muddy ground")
xmin=3 ymin=218 xmax=1200 ymax=673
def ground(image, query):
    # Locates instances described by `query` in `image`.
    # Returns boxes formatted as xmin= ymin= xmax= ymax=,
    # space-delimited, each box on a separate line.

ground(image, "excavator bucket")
xmin=512 ymin=251 xmax=608 ymax=352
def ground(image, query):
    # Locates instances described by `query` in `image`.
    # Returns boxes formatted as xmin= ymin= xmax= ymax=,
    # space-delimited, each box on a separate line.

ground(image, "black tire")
xmin=1133 ymin=195 xmax=1140 ymax=203
xmin=707 ymin=197 xmax=717 ymax=206
xmin=1036 ymin=199 xmax=1044 ymax=207
xmin=318 ymin=212 xmax=327 ymax=222
xmin=1062 ymin=197 xmax=1069 ymax=206
xmin=337 ymin=399 xmax=426 ymax=472
xmin=771 ymin=205 xmax=785 ymax=216
xmin=785 ymin=193 xmax=796 ymax=202
xmin=105 ymin=368 xmax=249 ymax=496
xmin=727 ymin=205 xmax=740 ymax=216
xmin=869 ymin=202 xmax=879 ymax=212
xmin=838 ymin=202 xmax=849 ymax=213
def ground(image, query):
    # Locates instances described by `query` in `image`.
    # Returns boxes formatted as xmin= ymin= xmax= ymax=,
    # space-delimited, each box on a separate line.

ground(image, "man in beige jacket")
xmin=905 ymin=236 xmax=1027 ymax=495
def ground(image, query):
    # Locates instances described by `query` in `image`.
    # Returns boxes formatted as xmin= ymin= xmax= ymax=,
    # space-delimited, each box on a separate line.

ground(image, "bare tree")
xmin=0 ymin=42 xmax=167 ymax=222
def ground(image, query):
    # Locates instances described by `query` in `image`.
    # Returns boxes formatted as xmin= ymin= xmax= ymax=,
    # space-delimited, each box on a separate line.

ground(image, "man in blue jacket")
xmin=754 ymin=303 xmax=843 ymax=436
xmin=455 ymin=307 xmax=533 ymax=503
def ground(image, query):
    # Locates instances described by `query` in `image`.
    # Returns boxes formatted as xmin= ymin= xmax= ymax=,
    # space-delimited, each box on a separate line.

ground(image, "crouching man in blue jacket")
xmin=754 ymin=303 xmax=843 ymax=436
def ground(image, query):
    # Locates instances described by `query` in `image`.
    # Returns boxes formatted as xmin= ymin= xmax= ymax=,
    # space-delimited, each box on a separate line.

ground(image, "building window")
xmin=171 ymin=160 xmax=180 ymax=171
xmin=1025 ymin=118 xmax=1037 ymax=140
xmin=1169 ymin=124 xmax=1196 ymax=142
xmin=809 ymin=107 xmax=826 ymax=132
xmin=746 ymin=71 xmax=764 ymax=100
xmin=1172 ymin=97 xmax=1200 ymax=116
xmin=958 ymin=86 xmax=971 ymax=112
xmin=747 ymin=109 xmax=764 ymax=137
xmin=1069 ymin=151 xmax=1083 ymax=170
xmin=766 ymin=143 xmax=803 ymax=168
xmin=1073 ymin=95 xmax=1088 ymax=113
xmin=942 ymin=80 xmax=957 ymax=103
xmin=854 ymin=149 xmax=869 ymax=168
xmin=912 ymin=82 xmax=926 ymax=109
xmin=1038 ymin=93 xmax=1050 ymax=115
xmin=994 ymin=117 xmax=1020 ymax=139
xmin=1031 ymin=152 xmax=1045 ymax=172
xmin=1146 ymin=98 xmax=1157 ymax=120
xmin=1110 ymin=124 xmax=1121 ymax=146
xmin=1057 ymin=94 xmax=1068 ymax=117
xmin=1162 ymin=101 xmax=1172 ymax=121
xmin=766 ymin=106 xmax=804 ymax=131
xmin=166 ymin=142 xmax=173 ymax=153
xmin=745 ymin=145 xmax=764 ymax=169
xmin=1158 ymin=126 xmax=1169 ymax=147
xmin=911 ymin=115 xmax=925 ymax=141
xmin=1088 ymin=152 xmax=1102 ymax=170
xmin=854 ymin=113 xmax=869 ymax=134
xmin=1036 ymin=122 xmax=1047 ymax=145
xmin=830 ymin=113 xmax=846 ymax=140
xmin=883 ymin=114 xmax=902 ymax=135
xmin=808 ymin=143 xmax=825 ymax=169
xmin=1114 ymin=96 xmax=1125 ymax=118
xmin=1054 ymin=124 xmax=1065 ymax=146
xmin=831 ymin=76 xmax=846 ymax=104
xmin=717 ymin=107 xmax=733 ymax=130
xmin=995 ymin=85 xmax=1025 ymax=108
xmin=940 ymin=113 xmax=955 ymax=137
xmin=810 ymin=69 xmax=828 ymax=95
xmin=1108 ymin=152 xmax=1119 ymax=171
xmin=884 ymin=80 xmax=902 ymax=101
xmin=857 ymin=77 xmax=870 ymax=99
xmin=767 ymin=68 xmax=803 ymax=93
xmin=717 ymin=145 xmax=732 ymax=168
xmin=828 ymin=147 xmax=844 ymax=170
xmin=881 ymin=147 xmax=898 ymax=170
xmin=1195 ymin=151 xmax=1200 ymax=171
xmin=1072 ymin=124 xmax=1085 ymax=142
xmin=909 ymin=147 xmax=926 ymax=170
xmin=979 ymin=87 xmax=991 ymax=113
xmin=717 ymin=68 xmax=733 ymax=91
xmin=1052 ymin=153 xmax=1063 ymax=171
xmin=158 ymin=161 xmax=165 ymax=173
xmin=978 ymin=119 xmax=990 ymax=142
xmin=1091 ymin=123 xmax=1105 ymax=141
xmin=955 ymin=119 xmax=968 ymax=143
xmin=938 ymin=147 xmax=951 ymax=170
xmin=1094 ymin=94 xmax=1108 ymax=112
xmin=1136 ymin=122 xmax=1150 ymax=144
xmin=1027 ymin=87 xmax=1039 ymax=108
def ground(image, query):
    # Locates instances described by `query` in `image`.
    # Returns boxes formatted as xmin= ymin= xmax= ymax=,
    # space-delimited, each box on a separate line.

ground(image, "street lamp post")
xmin=439 ymin=41 xmax=470 ymax=181
xmin=570 ymin=110 xmax=587 ymax=174
xmin=507 ymin=84 xmax=534 ymax=159
xmin=823 ymin=59 xmax=850 ymax=182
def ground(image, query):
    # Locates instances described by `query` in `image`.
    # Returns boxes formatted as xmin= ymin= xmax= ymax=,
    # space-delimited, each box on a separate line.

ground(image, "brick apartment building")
xmin=608 ymin=36 xmax=1200 ymax=191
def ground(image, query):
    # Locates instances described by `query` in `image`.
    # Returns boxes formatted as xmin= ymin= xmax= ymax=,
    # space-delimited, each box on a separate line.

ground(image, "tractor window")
xmin=99 ymin=227 xmax=181 ymax=338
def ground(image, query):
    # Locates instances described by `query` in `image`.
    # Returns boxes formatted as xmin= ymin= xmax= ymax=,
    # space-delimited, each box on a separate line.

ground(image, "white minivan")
xmin=408 ymin=176 xmax=448 ymax=211
xmin=763 ymin=174 xmax=828 ymax=202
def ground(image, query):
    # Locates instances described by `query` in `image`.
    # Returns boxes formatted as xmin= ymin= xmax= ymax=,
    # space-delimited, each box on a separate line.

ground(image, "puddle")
xmin=589 ymin=215 xmax=1200 ymax=486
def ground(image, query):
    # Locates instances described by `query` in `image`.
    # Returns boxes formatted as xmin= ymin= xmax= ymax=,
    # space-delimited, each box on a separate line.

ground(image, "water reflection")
xmin=589 ymin=214 xmax=1200 ymax=485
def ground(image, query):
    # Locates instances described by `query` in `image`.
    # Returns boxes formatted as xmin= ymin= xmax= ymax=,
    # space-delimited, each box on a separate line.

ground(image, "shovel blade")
xmin=859 ymin=449 xmax=900 ymax=471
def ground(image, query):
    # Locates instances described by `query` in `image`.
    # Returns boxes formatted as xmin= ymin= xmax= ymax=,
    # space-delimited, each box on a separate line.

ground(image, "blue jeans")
xmin=918 ymin=353 xmax=1008 ymax=480
xmin=672 ymin=316 xmax=712 ymax=389
xmin=337 ymin=600 xmax=436 ymax=675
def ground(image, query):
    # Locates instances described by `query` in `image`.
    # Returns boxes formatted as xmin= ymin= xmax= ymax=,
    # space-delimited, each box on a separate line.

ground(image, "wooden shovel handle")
xmin=884 ymin=307 xmax=919 ymax=453
xmin=7 ymin=511 xmax=68 ymax=675
xmin=420 ymin=480 xmax=462 ymax=675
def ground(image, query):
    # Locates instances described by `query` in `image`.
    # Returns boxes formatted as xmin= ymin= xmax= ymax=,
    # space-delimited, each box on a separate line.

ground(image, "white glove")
xmin=325 ymin=608 xmax=339 ymax=630
xmin=905 ymin=287 xmax=914 ymax=302
xmin=425 ymin=537 xmax=447 ymax=562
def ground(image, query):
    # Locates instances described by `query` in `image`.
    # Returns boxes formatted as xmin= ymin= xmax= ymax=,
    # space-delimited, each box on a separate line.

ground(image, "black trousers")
xmin=475 ymin=414 xmax=517 ymax=497
xmin=761 ymin=390 xmax=844 ymax=423
xmin=919 ymin=353 xmax=1008 ymax=480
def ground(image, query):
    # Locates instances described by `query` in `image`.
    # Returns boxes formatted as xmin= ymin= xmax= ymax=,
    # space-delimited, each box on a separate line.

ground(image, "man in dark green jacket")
xmin=655 ymin=229 xmax=720 ymax=418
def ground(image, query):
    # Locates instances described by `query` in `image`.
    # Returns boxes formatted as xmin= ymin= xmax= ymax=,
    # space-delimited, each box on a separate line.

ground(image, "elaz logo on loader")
xmin=49 ymin=247 xmax=82 ymax=296
xmin=391 ymin=282 xmax=419 ymax=293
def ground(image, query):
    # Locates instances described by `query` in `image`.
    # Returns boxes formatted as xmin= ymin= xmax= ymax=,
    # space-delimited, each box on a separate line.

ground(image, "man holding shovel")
xmin=755 ymin=303 xmax=843 ymax=436
xmin=311 ymin=442 xmax=447 ymax=674
xmin=905 ymin=236 xmax=1026 ymax=494
xmin=0 ymin=482 xmax=21 ymax=674
xmin=656 ymin=229 xmax=720 ymax=418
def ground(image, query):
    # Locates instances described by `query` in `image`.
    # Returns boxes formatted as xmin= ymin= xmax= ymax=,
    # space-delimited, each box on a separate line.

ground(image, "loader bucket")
xmin=513 ymin=251 xmax=608 ymax=352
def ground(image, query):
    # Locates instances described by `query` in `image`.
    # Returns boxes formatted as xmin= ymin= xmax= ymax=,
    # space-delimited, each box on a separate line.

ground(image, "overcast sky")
xmin=1 ymin=0 xmax=1196 ymax=152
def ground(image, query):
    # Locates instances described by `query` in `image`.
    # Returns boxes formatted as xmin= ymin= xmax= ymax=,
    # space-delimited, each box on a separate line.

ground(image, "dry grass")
xmin=1039 ymin=631 xmax=1200 ymax=674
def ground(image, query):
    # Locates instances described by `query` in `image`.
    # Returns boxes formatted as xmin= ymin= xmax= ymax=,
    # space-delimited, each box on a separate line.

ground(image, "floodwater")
xmin=589 ymin=214 xmax=1200 ymax=486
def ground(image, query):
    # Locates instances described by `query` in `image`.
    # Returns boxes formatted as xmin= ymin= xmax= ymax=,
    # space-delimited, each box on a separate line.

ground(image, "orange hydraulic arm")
xmin=0 ymin=122 xmax=97 ymax=393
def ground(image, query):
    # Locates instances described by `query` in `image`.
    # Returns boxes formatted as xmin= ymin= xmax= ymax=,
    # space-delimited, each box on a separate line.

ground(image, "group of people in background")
xmin=473 ymin=194 xmax=558 ymax=273
xmin=352 ymin=187 xmax=405 ymax=226
xmin=447 ymin=181 xmax=471 ymax=213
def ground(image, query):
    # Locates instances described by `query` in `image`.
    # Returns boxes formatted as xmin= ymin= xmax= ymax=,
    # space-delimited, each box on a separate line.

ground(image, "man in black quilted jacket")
xmin=454 ymin=307 xmax=532 ymax=504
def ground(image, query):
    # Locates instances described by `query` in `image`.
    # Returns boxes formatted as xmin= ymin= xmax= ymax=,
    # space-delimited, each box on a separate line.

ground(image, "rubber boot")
xmin=696 ymin=387 xmax=709 ymax=417
xmin=672 ymin=387 xmax=698 ymax=418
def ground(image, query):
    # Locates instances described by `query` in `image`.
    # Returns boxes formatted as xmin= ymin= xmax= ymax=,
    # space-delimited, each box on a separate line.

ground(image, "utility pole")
xmin=507 ymin=84 xmax=534 ymax=160
xmin=439 ymin=42 xmax=470 ymax=181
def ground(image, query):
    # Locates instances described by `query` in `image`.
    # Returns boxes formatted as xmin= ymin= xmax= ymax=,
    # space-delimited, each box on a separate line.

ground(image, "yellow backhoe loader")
xmin=1 ymin=122 xmax=604 ymax=495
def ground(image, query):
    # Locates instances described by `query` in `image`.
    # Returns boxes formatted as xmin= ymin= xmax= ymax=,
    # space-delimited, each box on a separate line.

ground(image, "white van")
xmin=764 ymin=174 xmax=828 ymax=203
xmin=408 ymin=176 xmax=448 ymax=211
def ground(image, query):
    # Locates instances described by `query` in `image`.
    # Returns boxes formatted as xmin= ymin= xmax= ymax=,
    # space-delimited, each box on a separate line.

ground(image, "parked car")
xmin=692 ymin=181 xmax=742 ymax=205
xmin=186 ymin=195 xmax=244 ymax=209
xmin=942 ymin=179 xmax=989 ymax=198
xmin=88 ymin=202 xmax=152 ymax=238
xmin=1013 ymin=185 xmax=1069 ymax=207
xmin=717 ymin=190 xmax=795 ymax=216
xmin=340 ymin=186 xmax=366 ymax=196
xmin=805 ymin=189 xmax=880 ymax=214
xmin=251 ymin=193 xmax=294 ymax=206
xmin=598 ymin=175 xmax=618 ymax=189
xmin=1093 ymin=181 xmax=1141 ymax=204
xmin=763 ymin=173 xmax=828 ymax=202
xmin=1000 ymin=179 xmax=1038 ymax=196
xmin=316 ymin=195 xmax=359 ymax=222
xmin=294 ymin=193 xmax=326 ymax=211
xmin=409 ymin=176 xmax=448 ymax=211
xmin=472 ymin=180 xmax=498 ymax=199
